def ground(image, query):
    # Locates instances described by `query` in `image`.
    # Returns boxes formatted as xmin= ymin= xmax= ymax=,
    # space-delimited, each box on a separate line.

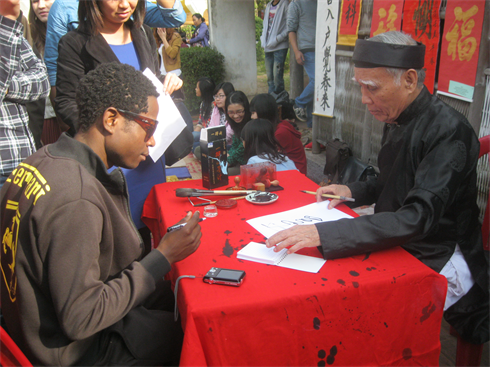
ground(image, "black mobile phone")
xmin=203 ymin=267 xmax=246 ymax=287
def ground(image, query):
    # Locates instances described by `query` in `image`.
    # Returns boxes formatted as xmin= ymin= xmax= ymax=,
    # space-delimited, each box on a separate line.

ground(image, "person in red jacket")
xmin=250 ymin=94 xmax=307 ymax=174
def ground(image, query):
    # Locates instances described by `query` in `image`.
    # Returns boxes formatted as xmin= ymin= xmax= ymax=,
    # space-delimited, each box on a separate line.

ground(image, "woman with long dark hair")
xmin=193 ymin=77 xmax=215 ymax=138
xmin=250 ymin=94 xmax=307 ymax=174
xmin=225 ymin=91 xmax=251 ymax=173
xmin=241 ymin=119 xmax=298 ymax=172
xmin=208 ymin=82 xmax=235 ymax=146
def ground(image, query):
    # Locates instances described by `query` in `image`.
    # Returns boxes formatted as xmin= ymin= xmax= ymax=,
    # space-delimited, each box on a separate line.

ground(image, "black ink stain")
xmin=313 ymin=317 xmax=321 ymax=330
xmin=337 ymin=279 xmax=345 ymax=286
xmin=362 ymin=252 xmax=371 ymax=261
xmin=420 ymin=302 xmax=436 ymax=323
xmin=222 ymin=239 xmax=234 ymax=257
xmin=352 ymin=282 xmax=359 ymax=288
xmin=326 ymin=345 xmax=337 ymax=365
xmin=402 ymin=348 xmax=412 ymax=360
xmin=349 ymin=270 xmax=359 ymax=277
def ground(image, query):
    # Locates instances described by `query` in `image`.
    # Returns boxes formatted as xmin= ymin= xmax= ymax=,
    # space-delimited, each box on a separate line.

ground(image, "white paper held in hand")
xmin=142 ymin=68 xmax=187 ymax=162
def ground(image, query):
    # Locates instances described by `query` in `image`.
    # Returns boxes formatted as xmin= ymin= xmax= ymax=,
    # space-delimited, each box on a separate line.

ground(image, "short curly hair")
xmin=76 ymin=63 xmax=159 ymax=133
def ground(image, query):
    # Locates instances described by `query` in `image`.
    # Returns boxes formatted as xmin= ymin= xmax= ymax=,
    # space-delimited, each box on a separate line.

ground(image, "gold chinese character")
xmin=373 ymin=4 xmax=398 ymax=36
xmin=446 ymin=5 xmax=478 ymax=61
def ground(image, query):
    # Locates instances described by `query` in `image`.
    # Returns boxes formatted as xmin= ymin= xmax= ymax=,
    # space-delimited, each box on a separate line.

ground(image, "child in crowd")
xmin=250 ymin=94 xmax=307 ymax=174
xmin=241 ymin=119 xmax=298 ymax=172
xmin=225 ymin=91 xmax=252 ymax=175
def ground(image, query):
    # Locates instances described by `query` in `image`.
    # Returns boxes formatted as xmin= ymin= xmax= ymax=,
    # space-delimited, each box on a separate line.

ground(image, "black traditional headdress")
xmin=352 ymin=39 xmax=425 ymax=69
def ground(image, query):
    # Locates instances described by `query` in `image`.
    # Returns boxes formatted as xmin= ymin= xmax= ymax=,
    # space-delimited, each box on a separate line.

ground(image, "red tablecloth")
xmin=142 ymin=170 xmax=447 ymax=366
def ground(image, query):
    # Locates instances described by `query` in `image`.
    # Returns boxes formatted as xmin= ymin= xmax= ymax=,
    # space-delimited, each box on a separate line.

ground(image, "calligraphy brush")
xmin=176 ymin=188 xmax=257 ymax=197
xmin=300 ymin=190 xmax=355 ymax=202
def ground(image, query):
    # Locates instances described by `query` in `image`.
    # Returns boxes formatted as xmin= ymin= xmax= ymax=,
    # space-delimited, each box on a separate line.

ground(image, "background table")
xmin=143 ymin=170 xmax=447 ymax=366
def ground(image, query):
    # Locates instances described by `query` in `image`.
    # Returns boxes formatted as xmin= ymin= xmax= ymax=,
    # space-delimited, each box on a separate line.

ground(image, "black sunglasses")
xmin=117 ymin=109 xmax=159 ymax=142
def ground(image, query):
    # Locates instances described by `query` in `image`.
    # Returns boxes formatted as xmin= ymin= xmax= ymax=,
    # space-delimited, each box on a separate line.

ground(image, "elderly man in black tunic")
xmin=267 ymin=31 xmax=488 ymax=344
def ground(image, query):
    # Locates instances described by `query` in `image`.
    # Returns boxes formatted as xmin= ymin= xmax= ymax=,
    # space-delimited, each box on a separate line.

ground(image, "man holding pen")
xmin=267 ymin=31 xmax=488 ymax=346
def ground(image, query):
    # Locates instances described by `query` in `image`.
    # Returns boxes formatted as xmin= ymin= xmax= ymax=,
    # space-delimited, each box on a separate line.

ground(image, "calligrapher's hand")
xmin=162 ymin=73 xmax=183 ymax=95
xmin=316 ymin=185 xmax=352 ymax=209
xmin=157 ymin=28 xmax=166 ymax=41
xmin=265 ymin=224 xmax=320 ymax=254
xmin=157 ymin=211 xmax=202 ymax=264
xmin=295 ymin=50 xmax=305 ymax=65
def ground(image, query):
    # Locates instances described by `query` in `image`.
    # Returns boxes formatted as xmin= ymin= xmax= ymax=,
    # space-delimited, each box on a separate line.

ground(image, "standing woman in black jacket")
xmin=55 ymin=0 xmax=183 ymax=244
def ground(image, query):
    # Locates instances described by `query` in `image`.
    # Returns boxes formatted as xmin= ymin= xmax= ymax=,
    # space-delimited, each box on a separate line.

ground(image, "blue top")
xmin=188 ymin=22 xmax=209 ymax=47
xmin=45 ymin=0 xmax=186 ymax=85
xmin=109 ymin=42 xmax=141 ymax=70
xmin=247 ymin=155 xmax=298 ymax=171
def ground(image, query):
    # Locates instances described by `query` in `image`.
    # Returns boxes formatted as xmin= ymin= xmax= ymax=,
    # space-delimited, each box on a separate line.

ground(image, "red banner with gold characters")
xmin=370 ymin=0 xmax=404 ymax=37
xmin=437 ymin=0 xmax=485 ymax=101
xmin=402 ymin=0 xmax=441 ymax=94
xmin=338 ymin=0 xmax=363 ymax=46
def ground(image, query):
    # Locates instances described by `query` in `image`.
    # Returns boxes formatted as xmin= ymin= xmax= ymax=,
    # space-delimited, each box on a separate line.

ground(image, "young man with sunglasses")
xmin=0 ymin=63 xmax=202 ymax=366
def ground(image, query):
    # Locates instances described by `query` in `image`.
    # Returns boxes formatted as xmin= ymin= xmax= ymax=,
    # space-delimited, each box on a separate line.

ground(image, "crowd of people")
xmin=0 ymin=0 xmax=488 ymax=366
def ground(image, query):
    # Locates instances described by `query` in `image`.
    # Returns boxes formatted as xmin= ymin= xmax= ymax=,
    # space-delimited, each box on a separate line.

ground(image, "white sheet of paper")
xmin=246 ymin=202 xmax=353 ymax=239
xmin=237 ymin=242 xmax=326 ymax=273
xmin=142 ymin=69 xmax=186 ymax=161
xmin=278 ymin=253 xmax=326 ymax=273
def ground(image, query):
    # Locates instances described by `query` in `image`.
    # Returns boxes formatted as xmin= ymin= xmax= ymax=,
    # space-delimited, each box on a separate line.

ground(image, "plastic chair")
xmin=450 ymin=135 xmax=489 ymax=366
xmin=0 ymin=326 xmax=32 ymax=367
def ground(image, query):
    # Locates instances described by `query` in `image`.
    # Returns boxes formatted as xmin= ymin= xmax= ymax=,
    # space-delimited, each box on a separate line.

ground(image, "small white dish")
xmin=246 ymin=192 xmax=278 ymax=205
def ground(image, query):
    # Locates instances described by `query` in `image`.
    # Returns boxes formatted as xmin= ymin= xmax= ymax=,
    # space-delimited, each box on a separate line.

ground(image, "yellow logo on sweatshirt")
xmin=1 ymin=201 xmax=20 ymax=302
xmin=6 ymin=162 xmax=51 ymax=206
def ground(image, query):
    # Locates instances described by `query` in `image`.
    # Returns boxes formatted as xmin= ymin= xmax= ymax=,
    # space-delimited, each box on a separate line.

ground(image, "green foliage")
xmin=254 ymin=0 xmax=267 ymax=16
xmin=255 ymin=16 xmax=264 ymax=62
xmin=178 ymin=25 xmax=194 ymax=41
xmin=180 ymin=47 xmax=225 ymax=113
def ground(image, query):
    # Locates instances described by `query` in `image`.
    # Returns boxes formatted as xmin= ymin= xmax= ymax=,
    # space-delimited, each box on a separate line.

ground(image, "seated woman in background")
xmin=225 ymin=91 xmax=252 ymax=175
xmin=187 ymin=13 xmax=209 ymax=47
xmin=208 ymin=82 xmax=235 ymax=147
xmin=250 ymin=94 xmax=307 ymax=174
xmin=241 ymin=119 xmax=298 ymax=172
xmin=193 ymin=77 xmax=215 ymax=146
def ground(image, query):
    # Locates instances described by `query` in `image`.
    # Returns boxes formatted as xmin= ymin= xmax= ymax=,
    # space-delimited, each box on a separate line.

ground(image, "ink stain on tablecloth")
xmin=317 ymin=345 xmax=338 ymax=365
xmin=420 ymin=302 xmax=436 ymax=322
xmin=222 ymin=239 xmax=234 ymax=257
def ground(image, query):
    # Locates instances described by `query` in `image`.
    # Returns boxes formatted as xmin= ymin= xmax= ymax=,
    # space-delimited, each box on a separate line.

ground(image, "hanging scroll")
xmin=314 ymin=0 xmax=339 ymax=117
xmin=338 ymin=0 xmax=362 ymax=46
xmin=402 ymin=0 xmax=441 ymax=94
xmin=370 ymin=0 xmax=404 ymax=37
xmin=437 ymin=0 xmax=485 ymax=102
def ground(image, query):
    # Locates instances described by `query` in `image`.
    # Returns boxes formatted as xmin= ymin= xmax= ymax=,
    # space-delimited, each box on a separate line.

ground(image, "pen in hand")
xmin=167 ymin=218 xmax=206 ymax=233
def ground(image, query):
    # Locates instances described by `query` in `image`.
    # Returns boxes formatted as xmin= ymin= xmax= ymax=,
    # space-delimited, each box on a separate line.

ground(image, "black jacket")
xmin=55 ymin=23 xmax=161 ymax=135
xmin=315 ymin=87 xmax=489 ymax=343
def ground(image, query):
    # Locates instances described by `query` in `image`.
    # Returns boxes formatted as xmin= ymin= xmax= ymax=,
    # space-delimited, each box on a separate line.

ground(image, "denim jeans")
xmin=265 ymin=48 xmax=288 ymax=94
xmin=295 ymin=51 xmax=315 ymax=127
